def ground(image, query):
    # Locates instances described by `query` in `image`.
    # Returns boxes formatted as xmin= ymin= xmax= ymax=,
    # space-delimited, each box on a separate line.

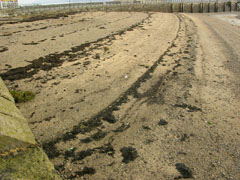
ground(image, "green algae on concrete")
xmin=0 ymin=147 xmax=61 ymax=180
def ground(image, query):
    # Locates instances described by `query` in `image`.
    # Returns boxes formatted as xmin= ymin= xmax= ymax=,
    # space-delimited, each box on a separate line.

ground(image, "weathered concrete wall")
xmin=218 ymin=2 xmax=224 ymax=12
xmin=209 ymin=3 xmax=216 ymax=12
xmin=0 ymin=2 xmax=238 ymax=17
xmin=172 ymin=3 xmax=181 ymax=12
xmin=202 ymin=3 xmax=208 ymax=12
xmin=101 ymin=2 xmax=238 ymax=12
xmin=0 ymin=78 xmax=61 ymax=179
xmin=183 ymin=3 xmax=191 ymax=13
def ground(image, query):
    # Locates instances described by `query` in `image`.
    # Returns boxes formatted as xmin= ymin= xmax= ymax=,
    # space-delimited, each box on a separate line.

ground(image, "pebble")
xmin=158 ymin=119 xmax=168 ymax=126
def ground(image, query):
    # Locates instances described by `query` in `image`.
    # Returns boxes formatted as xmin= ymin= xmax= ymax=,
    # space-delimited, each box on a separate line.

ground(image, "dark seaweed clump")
xmin=158 ymin=119 xmax=168 ymax=126
xmin=120 ymin=146 xmax=138 ymax=163
xmin=69 ymin=167 xmax=96 ymax=178
xmin=175 ymin=163 xmax=192 ymax=178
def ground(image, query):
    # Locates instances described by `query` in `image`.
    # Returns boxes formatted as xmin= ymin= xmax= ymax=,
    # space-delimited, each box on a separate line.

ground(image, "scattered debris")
xmin=0 ymin=46 xmax=8 ymax=53
xmin=145 ymin=138 xmax=154 ymax=144
xmin=142 ymin=125 xmax=151 ymax=130
xmin=113 ymin=123 xmax=130 ymax=132
xmin=23 ymin=41 xmax=39 ymax=45
xmin=94 ymin=53 xmax=100 ymax=59
xmin=104 ymin=47 xmax=110 ymax=52
xmin=174 ymin=103 xmax=202 ymax=112
xmin=74 ymin=149 xmax=94 ymax=161
xmin=71 ymin=167 xmax=96 ymax=178
xmin=83 ymin=61 xmax=91 ymax=67
xmin=180 ymin=133 xmax=189 ymax=142
xmin=64 ymin=147 xmax=76 ymax=159
xmin=97 ymin=143 xmax=115 ymax=157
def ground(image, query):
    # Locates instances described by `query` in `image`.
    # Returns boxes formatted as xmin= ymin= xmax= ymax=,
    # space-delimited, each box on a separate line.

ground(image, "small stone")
xmin=142 ymin=125 xmax=151 ymax=130
xmin=95 ymin=53 xmax=100 ymax=59
xmin=158 ymin=119 xmax=168 ymax=126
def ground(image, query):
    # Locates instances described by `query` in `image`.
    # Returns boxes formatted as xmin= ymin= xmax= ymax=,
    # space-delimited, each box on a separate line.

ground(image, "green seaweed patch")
xmin=10 ymin=90 xmax=35 ymax=103
xmin=104 ymin=47 xmax=110 ymax=52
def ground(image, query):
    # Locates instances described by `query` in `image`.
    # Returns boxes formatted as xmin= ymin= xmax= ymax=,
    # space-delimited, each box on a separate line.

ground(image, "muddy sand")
xmin=0 ymin=12 xmax=240 ymax=179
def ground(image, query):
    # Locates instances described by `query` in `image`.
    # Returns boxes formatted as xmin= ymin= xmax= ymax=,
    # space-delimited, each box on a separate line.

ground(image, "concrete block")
xmin=0 ymin=78 xmax=36 ymax=153
xmin=0 ymin=113 xmax=36 ymax=153
xmin=0 ymin=78 xmax=14 ymax=103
